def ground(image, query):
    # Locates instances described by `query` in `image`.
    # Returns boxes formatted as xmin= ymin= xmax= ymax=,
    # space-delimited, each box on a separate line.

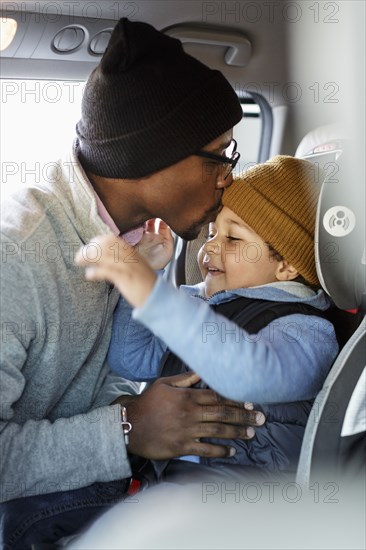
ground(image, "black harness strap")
xmin=160 ymin=297 xmax=329 ymax=378
xmin=211 ymin=296 xmax=328 ymax=334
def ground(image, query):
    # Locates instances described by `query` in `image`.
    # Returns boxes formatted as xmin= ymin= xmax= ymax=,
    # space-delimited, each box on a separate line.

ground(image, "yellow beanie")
xmin=222 ymin=155 xmax=320 ymax=286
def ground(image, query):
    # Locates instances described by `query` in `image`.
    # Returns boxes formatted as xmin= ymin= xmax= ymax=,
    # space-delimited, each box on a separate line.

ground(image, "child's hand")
xmin=75 ymin=234 xmax=157 ymax=308
xmin=137 ymin=219 xmax=175 ymax=271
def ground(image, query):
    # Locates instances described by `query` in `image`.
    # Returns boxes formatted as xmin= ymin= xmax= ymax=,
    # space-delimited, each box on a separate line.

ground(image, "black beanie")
xmin=76 ymin=18 xmax=243 ymax=178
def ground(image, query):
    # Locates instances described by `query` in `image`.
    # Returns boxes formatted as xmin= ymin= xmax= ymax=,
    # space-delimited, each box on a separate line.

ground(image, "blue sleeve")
xmin=133 ymin=278 xmax=339 ymax=402
xmin=108 ymin=296 xmax=168 ymax=381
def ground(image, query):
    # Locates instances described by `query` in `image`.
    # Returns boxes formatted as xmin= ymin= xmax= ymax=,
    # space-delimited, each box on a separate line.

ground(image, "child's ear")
xmin=275 ymin=261 xmax=299 ymax=281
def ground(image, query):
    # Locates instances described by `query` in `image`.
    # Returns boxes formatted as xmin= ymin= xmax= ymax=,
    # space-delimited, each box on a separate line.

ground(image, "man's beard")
xmin=179 ymin=195 xmax=223 ymax=241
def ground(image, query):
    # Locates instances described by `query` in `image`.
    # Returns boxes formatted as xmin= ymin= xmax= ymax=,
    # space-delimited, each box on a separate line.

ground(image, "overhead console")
xmin=1 ymin=11 xmax=117 ymax=79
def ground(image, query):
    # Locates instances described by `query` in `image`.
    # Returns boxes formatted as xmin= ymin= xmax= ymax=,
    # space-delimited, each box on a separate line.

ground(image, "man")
xmin=0 ymin=18 xmax=263 ymax=548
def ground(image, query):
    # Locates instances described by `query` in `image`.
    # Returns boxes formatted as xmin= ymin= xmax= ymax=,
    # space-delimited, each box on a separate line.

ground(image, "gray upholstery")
xmin=296 ymin=127 xmax=365 ymax=485
xmin=296 ymin=318 xmax=365 ymax=486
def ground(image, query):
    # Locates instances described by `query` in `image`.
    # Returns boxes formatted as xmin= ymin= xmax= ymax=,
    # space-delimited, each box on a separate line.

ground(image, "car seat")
xmin=170 ymin=123 xmax=365 ymax=486
xmin=295 ymin=129 xmax=365 ymax=486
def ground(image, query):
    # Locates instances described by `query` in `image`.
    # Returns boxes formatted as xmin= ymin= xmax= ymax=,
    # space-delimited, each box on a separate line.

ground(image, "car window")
xmin=234 ymin=98 xmax=263 ymax=171
xmin=1 ymin=79 xmax=84 ymax=195
xmin=1 ymin=80 xmax=269 ymax=195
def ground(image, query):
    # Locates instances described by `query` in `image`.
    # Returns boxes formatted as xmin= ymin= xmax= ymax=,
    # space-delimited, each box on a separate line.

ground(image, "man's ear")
xmin=275 ymin=260 xmax=299 ymax=281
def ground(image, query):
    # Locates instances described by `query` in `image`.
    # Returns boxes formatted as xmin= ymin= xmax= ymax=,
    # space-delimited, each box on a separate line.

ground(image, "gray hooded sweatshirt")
xmin=0 ymin=144 xmax=139 ymax=502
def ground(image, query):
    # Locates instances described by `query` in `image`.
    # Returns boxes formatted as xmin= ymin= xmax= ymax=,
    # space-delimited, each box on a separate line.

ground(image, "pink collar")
xmin=87 ymin=178 xmax=144 ymax=245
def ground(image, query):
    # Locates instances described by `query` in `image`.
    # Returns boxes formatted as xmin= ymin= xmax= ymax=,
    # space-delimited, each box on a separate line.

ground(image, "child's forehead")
xmin=213 ymin=206 xmax=253 ymax=231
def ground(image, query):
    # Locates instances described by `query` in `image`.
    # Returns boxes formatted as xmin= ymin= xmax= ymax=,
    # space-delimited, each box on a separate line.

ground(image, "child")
xmin=76 ymin=155 xmax=338 ymax=475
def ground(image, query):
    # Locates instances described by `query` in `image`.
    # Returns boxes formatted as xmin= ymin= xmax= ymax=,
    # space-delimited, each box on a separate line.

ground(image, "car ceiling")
xmin=0 ymin=0 xmax=298 ymax=103
xmin=0 ymin=0 xmax=365 ymax=150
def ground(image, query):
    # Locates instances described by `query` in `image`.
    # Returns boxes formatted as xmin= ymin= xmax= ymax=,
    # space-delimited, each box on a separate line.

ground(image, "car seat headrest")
xmin=315 ymin=150 xmax=365 ymax=311
xmin=295 ymin=123 xmax=348 ymax=158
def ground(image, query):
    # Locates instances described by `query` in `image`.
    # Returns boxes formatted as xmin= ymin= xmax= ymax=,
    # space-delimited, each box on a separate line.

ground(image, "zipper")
xmin=193 ymin=290 xmax=228 ymax=303
xmin=84 ymin=283 xmax=114 ymax=362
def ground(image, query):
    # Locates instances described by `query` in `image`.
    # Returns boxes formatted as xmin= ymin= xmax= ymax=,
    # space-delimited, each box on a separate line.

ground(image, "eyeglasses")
xmin=194 ymin=139 xmax=240 ymax=179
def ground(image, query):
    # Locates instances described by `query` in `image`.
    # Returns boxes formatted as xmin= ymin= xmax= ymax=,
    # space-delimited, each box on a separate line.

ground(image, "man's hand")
xmin=118 ymin=373 xmax=265 ymax=460
xmin=137 ymin=219 xmax=175 ymax=270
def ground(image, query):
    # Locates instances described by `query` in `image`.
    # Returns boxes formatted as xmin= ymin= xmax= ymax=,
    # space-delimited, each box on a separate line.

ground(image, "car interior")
xmin=1 ymin=0 xmax=365 ymax=548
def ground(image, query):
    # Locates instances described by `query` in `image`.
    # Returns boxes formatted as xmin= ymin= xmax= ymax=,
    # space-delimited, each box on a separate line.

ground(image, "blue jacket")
xmin=108 ymin=279 xmax=338 ymax=472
